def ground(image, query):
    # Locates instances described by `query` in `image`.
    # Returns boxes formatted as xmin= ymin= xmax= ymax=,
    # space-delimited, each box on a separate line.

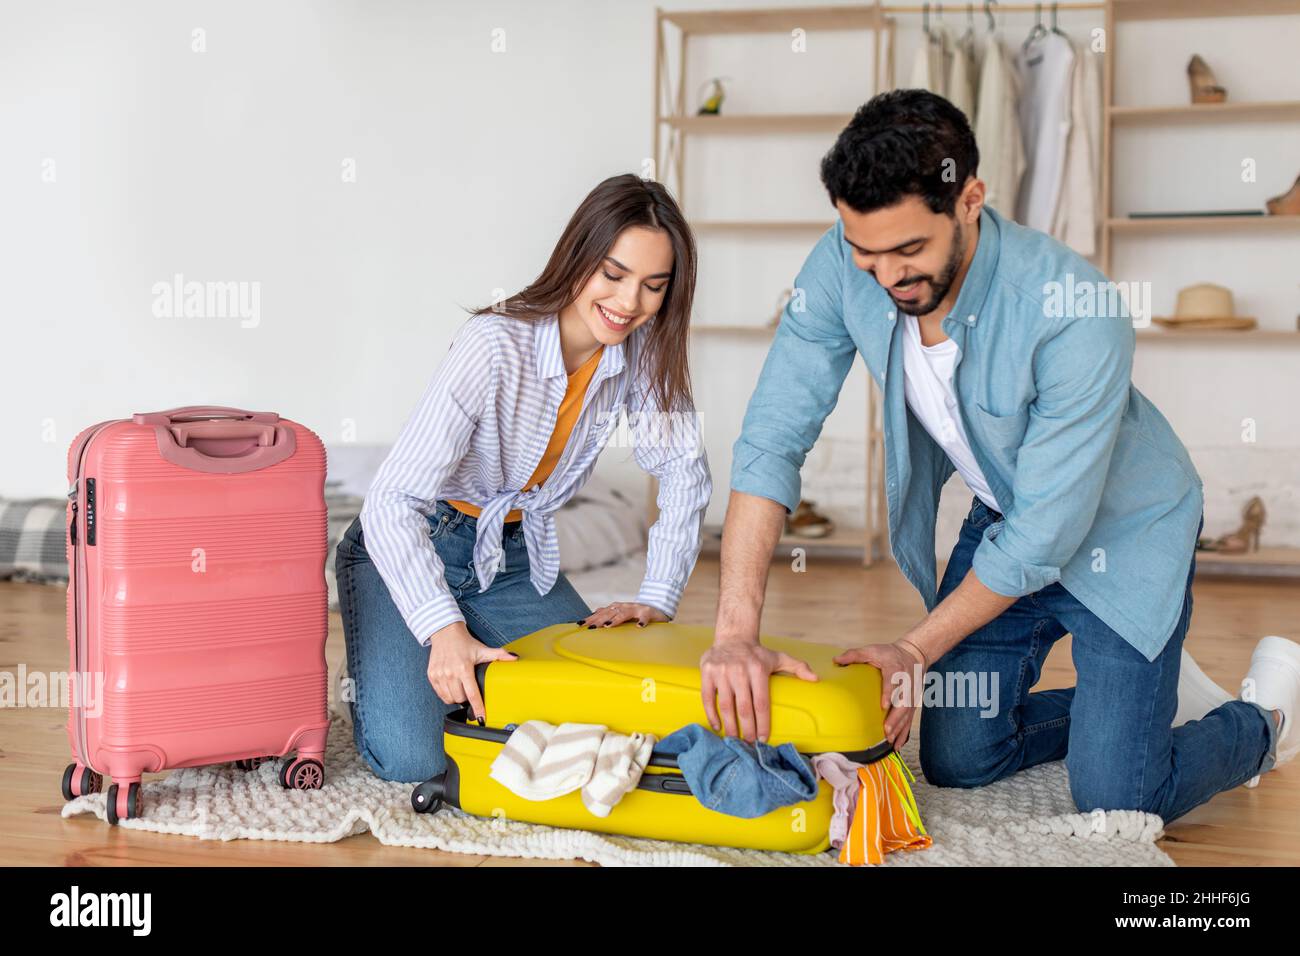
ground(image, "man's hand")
xmin=706 ymin=490 xmax=799 ymax=742
xmin=834 ymin=641 xmax=926 ymax=749
xmin=578 ymin=602 xmax=669 ymax=629
xmin=425 ymin=621 xmax=517 ymax=722
xmin=700 ymin=641 xmax=819 ymax=743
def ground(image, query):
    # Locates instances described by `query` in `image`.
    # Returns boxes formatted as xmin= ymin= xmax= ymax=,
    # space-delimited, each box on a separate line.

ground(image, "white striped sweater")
xmin=359 ymin=310 xmax=712 ymax=646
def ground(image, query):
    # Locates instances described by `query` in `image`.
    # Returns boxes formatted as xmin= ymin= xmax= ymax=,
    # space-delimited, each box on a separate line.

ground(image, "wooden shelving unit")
xmin=1101 ymin=0 xmax=1300 ymax=576
xmin=648 ymin=0 xmax=1300 ymax=574
xmin=650 ymin=3 xmax=892 ymax=567
xmin=1100 ymin=0 xmax=1300 ymax=269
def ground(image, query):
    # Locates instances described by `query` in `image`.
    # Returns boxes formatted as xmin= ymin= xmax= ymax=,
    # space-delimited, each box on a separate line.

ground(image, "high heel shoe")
xmin=1266 ymin=173 xmax=1300 ymax=216
xmin=1187 ymin=54 xmax=1227 ymax=105
xmin=1198 ymin=496 xmax=1266 ymax=553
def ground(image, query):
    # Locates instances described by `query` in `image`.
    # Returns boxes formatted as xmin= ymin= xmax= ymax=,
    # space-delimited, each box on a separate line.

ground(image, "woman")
xmin=336 ymin=173 xmax=711 ymax=783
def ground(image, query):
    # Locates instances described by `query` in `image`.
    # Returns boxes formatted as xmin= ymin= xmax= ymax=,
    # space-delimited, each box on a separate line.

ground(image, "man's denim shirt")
xmin=730 ymin=205 xmax=1204 ymax=662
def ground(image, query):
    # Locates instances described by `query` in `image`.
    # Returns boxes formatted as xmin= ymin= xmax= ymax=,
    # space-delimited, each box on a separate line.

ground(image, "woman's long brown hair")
xmin=471 ymin=173 xmax=697 ymax=418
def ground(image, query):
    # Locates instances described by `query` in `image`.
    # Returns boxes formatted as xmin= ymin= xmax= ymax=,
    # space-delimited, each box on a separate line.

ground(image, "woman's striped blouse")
xmin=359 ymin=310 xmax=712 ymax=646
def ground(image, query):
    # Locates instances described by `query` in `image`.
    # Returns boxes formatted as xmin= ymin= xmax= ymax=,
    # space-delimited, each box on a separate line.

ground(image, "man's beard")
xmin=888 ymin=219 xmax=965 ymax=317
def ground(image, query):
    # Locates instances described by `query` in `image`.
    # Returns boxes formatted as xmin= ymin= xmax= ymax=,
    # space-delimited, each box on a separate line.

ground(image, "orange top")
xmin=840 ymin=754 xmax=931 ymax=866
xmin=447 ymin=344 xmax=605 ymax=523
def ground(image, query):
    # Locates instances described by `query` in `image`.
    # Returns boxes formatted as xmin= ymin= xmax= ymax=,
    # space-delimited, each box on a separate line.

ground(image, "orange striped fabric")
xmin=839 ymin=752 xmax=932 ymax=866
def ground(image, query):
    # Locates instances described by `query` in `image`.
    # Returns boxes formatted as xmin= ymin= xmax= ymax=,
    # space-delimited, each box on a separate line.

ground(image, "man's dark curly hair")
xmin=820 ymin=89 xmax=979 ymax=216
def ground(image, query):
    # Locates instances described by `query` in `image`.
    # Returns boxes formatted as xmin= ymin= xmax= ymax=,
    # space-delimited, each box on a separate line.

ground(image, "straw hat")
xmin=1154 ymin=283 xmax=1256 ymax=330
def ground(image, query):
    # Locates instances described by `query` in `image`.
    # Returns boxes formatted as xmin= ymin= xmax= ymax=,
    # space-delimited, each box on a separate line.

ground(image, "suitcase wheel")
xmin=61 ymin=763 xmax=103 ymax=801
xmin=105 ymin=782 xmax=140 ymax=826
xmin=410 ymin=776 xmax=446 ymax=814
xmin=279 ymin=757 xmax=325 ymax=791
xmin=235 ymin=756 xmax=273 ymax=772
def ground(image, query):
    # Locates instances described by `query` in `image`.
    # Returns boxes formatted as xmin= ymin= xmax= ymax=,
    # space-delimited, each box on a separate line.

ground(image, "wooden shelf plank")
xmin=1113 ymin=0 xmax=1300 ymax=21
xmin=1110 ymin=100 xmax=1300 ymax=124
xmin=662 ymin=5 xmax=883 ymax=35
xmin=692 ymin=323 xmax=778 ymax=335
xmin=1195 ymin=547 xmax=1300 ymax=578
xmin=1108 ymin=215 xmax=1300 ymax=232
xmin=662 ymin=113 xmax=853 ymax=133
xmin=1137 ymin=330 xmax=1300 ymax=342
xmin=692 ymin=219 xmax=836 ymax=232
xmin=698 ymin=523 xmax=881 ymax=560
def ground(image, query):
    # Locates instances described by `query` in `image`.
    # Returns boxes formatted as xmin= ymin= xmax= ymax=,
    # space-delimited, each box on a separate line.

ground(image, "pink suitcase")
xmin=61 ymin=405 xmax=330 ymax=824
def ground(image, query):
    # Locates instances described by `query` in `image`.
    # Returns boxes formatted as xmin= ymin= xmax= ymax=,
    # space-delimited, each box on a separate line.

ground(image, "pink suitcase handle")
xmin=132 ymin=406 xmax=296 ymax=474
xmin=132 ymin=405 xmax=280 ymax=426
xmin=169 ymin=419 xmax=277 ymax=448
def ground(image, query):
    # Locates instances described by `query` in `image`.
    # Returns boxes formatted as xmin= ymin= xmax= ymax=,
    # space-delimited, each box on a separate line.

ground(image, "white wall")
xmin=3 ymin=0 xmax=1297 ymax=548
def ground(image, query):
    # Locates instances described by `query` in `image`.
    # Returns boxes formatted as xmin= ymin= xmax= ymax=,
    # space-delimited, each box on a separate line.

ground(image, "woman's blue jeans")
xmin=335 ymin=500 xmax=592 ymax=783
xmin=919 ymin=496 xmax=1279 ymax=824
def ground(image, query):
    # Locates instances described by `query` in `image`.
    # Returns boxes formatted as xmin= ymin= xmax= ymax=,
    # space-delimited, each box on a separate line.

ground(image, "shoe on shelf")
xmin=785 ymin=499 xmax=835 ymax=539
xmin=1266 ymin=173 xmax=1300 ymax=216
xmin=1197 ymin=495 xmax=1265 ymax=554
xmin=1187 ymin=54 xmax=1226 ymax=104
xmin=1239 ymin=635 xmax=1300 ymax=788
xmin=1174 ymin=647 xmax=1233 ymax=728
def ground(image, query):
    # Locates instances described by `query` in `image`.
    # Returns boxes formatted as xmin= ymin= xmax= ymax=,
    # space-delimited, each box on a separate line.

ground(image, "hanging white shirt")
xmin=908 ymin=23 xmax=952 ymax=96
xmin=899 ymin=314 xmax=1002 ymax=513
xmin=908 ymin=32 xmax=935 ymax=91
xmin=1014 ymin=30 xmax=1075 ymax=233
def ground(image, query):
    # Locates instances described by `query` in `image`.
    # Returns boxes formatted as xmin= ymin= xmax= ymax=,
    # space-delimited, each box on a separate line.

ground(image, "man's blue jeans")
xmin=335 ymin=500 xmax=592 ymax=783
xmin=919 ymin=497 xmax=1279 ymax=824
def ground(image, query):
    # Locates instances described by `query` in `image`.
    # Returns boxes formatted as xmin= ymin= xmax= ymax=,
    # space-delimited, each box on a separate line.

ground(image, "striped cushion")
xmin=0 ymin=497 xmax=68 ymax=582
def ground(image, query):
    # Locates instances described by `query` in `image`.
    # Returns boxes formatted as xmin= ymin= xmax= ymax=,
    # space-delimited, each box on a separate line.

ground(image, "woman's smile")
xmin=595 ymin=302 xmax=635 ymax=330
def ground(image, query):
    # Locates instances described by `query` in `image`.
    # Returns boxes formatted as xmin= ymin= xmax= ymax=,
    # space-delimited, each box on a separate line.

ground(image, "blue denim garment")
xmin=920 ymin=497 xmax=1277 ymax=823
xmin=730 ymin=204 xmax=1204 ymax=662
xmin=657 ymin=724 xmax=819 ymax=818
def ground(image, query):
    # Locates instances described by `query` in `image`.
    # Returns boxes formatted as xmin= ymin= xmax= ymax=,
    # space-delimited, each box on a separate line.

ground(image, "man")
xmin=703 ymin=89 xmax=1294 ymax=822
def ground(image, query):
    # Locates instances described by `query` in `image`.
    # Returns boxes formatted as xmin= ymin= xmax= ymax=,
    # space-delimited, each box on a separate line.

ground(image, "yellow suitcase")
xmin=410 ymin=621 xmax=893 ymax=854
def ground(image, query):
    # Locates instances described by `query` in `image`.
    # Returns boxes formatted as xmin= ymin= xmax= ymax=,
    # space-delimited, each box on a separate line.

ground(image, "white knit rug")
xmin=61 ymin=714 xmax=1174 ymax=867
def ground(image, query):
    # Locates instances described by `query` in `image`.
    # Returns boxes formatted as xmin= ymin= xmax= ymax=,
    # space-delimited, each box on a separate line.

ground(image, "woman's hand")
xmin=833 ymin=641 xmax=927 ymax=749
xmin=425 ymin=621 xmax=517 ymax=722
xmin=577 ymin=602 xmax=670 ymax=629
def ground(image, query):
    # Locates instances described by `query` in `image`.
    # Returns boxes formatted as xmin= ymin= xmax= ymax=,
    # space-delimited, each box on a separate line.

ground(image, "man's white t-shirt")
xmin=900 ymin=314 xmax=1003 ymax=513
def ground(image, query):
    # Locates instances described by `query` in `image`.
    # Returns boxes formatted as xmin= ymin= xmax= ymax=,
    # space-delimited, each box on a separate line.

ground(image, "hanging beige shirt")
xmin=948 ymin=30 xmax=978 ymax=120
xmin=1082 ymin=46 xmax=1104 ymax=228
xmin=974 ymin=32 xmax=1025 ymax=218
xmin=1051 ymin=38 xmax=1097 ymax=255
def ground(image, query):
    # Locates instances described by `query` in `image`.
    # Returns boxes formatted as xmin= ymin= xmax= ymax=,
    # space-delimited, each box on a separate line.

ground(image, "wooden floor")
xmin=2 ymin=556 xmax=1296 ymax=867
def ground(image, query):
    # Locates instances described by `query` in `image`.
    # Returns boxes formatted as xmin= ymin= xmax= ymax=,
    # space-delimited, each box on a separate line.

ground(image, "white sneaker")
xmin=1240 ymin=635 xmax=1300 ymax=788
xmin=1174 ymin=647 xmax=1233 ymax=728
